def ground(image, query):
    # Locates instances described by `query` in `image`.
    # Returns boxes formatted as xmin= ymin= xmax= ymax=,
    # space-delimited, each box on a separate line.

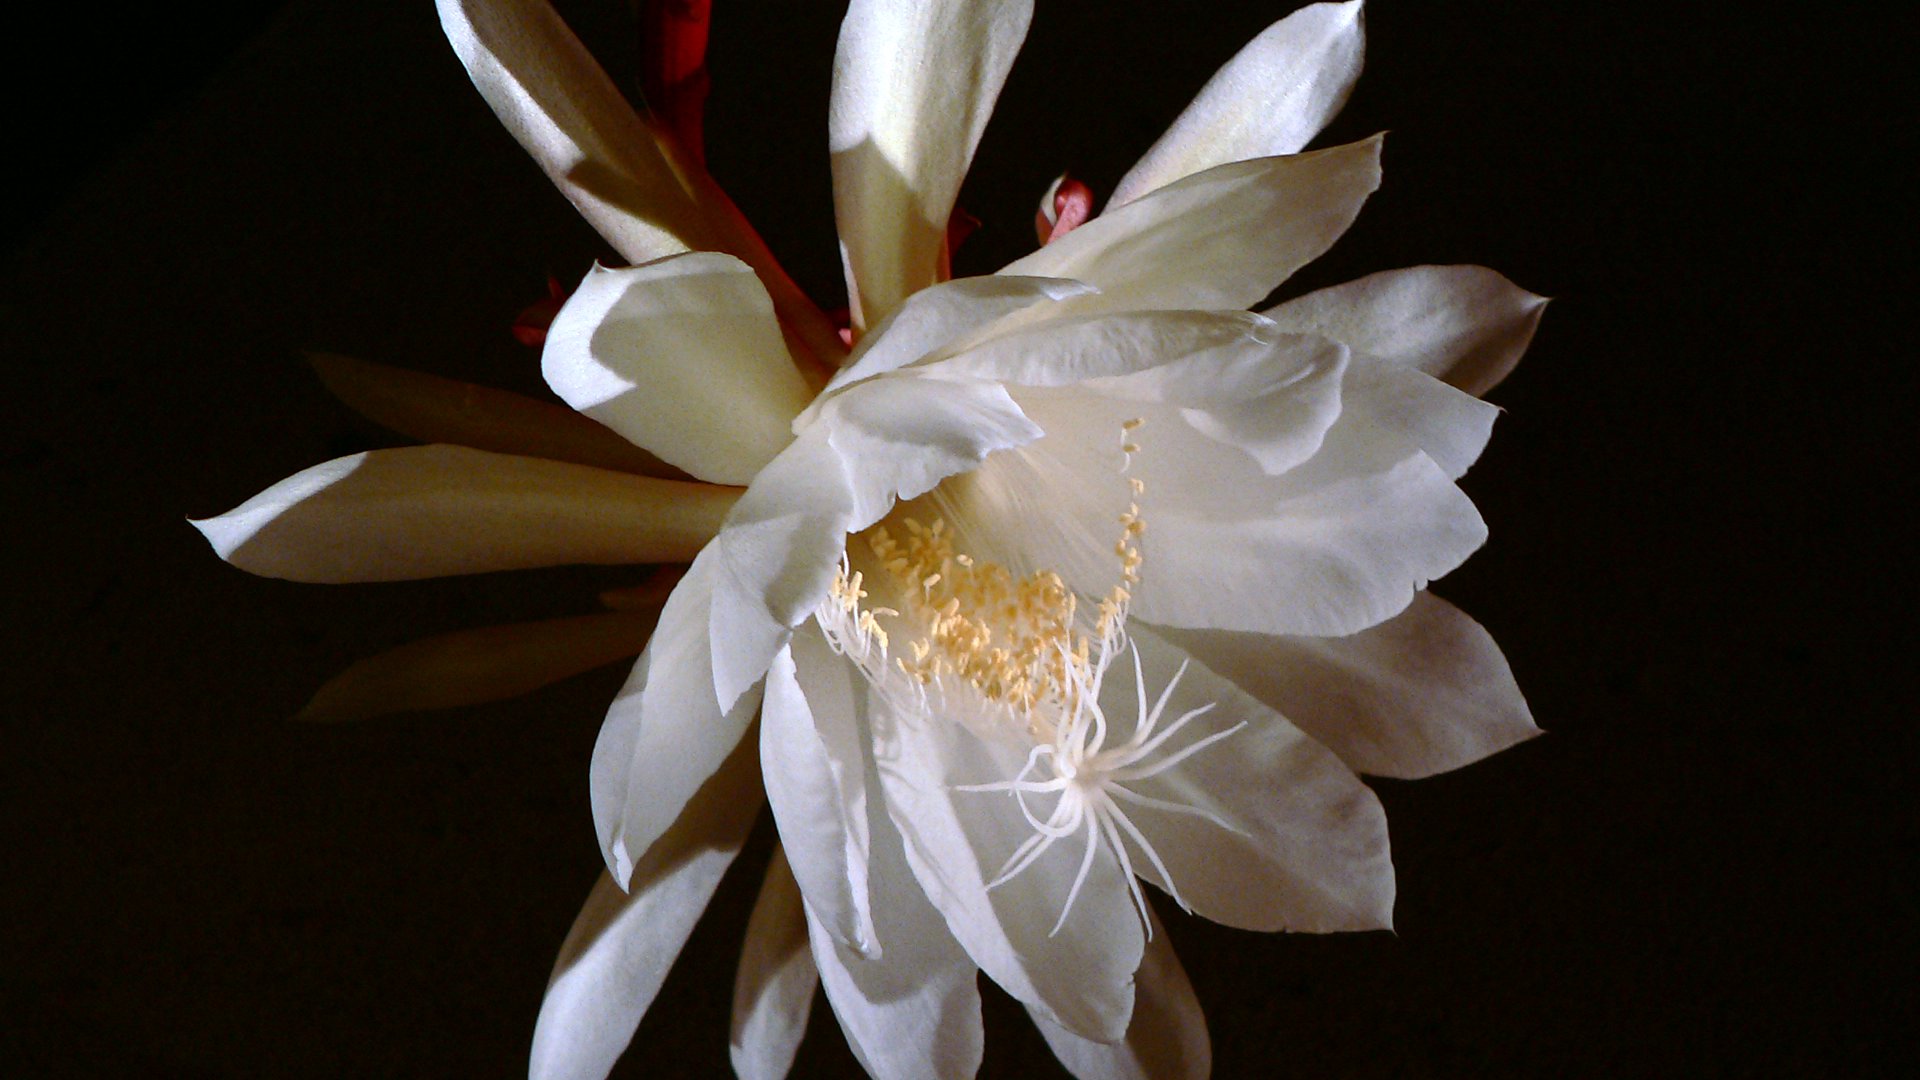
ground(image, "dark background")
xmin=4 ymin=1 xmax=1908 ymax=1076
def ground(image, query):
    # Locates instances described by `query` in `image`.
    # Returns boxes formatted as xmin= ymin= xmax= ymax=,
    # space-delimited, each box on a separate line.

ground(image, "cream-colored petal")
xmin=1339 ymin=360 xmax=1498 ymax=480
xmin=1114 ymin=626 xmax=1396 ymax=933
xmin=999 ymin=137 xmax=1382 ymax=317
xmin=1027 ymin=906 xmax=1210 ymax=1080
xmin=191 ymin=444 xmax=736 ymax=583
xmin=762 ymin=628 xmax=878 ymax=956
xmin=1110 ymin=1 xmax=1366 ymax=207
xmin=297 ymin=609 xmax=658 ymax=723
xmin=830 ymin=0 xmax=1035 ymax=328
xmin=1152 ymin=592 xmax=1539 ymax=780
xmin=437 ymin=0 xmax=716 ymax=265
xmin=1261 ymin=264 xmax=1549 ymax=396
xmin=543 ymin=255 xmax=813 ymax=485
xmin=529 ymin=736 xmax=761 ymax=1080
xmin=590 ymin=551 xmax=764 ymax=887
xmin=306 ymin=351 xmax=676 ymax=477
xmin=730 ymin=848 xmax=820 ymax=1080
xmin=807 ymin=786 xmax=983 ymax=1079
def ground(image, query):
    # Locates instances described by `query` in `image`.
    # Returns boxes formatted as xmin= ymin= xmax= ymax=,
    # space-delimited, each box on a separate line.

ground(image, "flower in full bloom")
xmin=194 ymin=0 xmax=1547 ymax=1076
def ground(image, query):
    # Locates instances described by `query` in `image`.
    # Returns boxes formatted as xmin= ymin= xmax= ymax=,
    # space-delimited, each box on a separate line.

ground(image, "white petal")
xmin=1152 ymin=592 xmax=1538 ymax=780
xmin=1110 ymin=1 xmax=1366 ymax=207
xmin=1339 ymin=360 xmax=1498 ymax=480
xmin=1260 ymin=264 xmax=1549 ymax=397
xmin=813 ymin=274 xmax=1096 ymax=402
xmin=999 ymin=137 xmax=1382 ymax=317
xmin=731 ymin=848 xmax=820 ymax=1080
xmin=297 ymin=609 xmax=657 ymax=723
xmin=529 ymin=738 xmax=762 ymax=1080
xmin=952 ymin=360 xmax=1461 ymax=637
xmin=807 ymin=794 xmax=983 ymax=1078
xmin=436 ymin=0 xmax=714 ymax=265
xmin=191 ymin=445 xmax=735 ymax=583
xmin=705 ymin=426 xmax=859 ymax=710
xmin=875 ymin=696 xmax=1142 ymax=1042
xmin=831 ymin=0 xmax=1035 ymax=328
xmin=933 ymin=311 xmax=1348 ymax=476
xmin=1112 ymin=626 xmax=1396 ymax=933
xmin=1028 ymin=906 xmax=1210 ymax=1080
xmin=1129 ymin=409 xmax=1486 ymax=636
xmin=761 ymin=628 xmax=878 ymax=956
xmin=590 ymin=551 xmax=764 ymax=887
xmin=543 ymin=255 xmax=814 ymax=485
xmin=822 ymin=375 xmax=1044 ymax=528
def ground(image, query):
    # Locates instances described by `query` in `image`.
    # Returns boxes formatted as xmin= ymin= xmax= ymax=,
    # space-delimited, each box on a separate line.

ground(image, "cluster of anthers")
xmin=814 ymin=420 xmax=1248 ymax=934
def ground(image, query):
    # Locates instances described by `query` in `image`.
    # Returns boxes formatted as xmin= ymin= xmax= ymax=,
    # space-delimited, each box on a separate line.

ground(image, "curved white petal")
xmin=931 ymin=312 xmax=1348 ymax=476
xmin=1261 ymin=264 xmax=1549 ymax=397
xmin=590 ymin=551 xmax=764 ymax=887
xmin=705 ymin=426 xmax=858 ymax=710
xmin=192 ymin=445 xmax=735 ymax=583
xmin=999 ymin=137 xmax=1382 ymax=317
xmin=762 ymin=627 xmax=878 ymax=956
xmin=1152 ymin=592 xmax=1539 ymax=780
xmin=874 ymin=696 xmax=1143 ymax=1042
xmin=1113 ymin=625 xmax=1396 ymax=933
xmin=1110 ymin=1 xmax=1366 ymax=207
xmin=529 ymin=739 xmax=762 ymax=1080
xmin=1130 ymin=410 xmax=1486 ymax=636
xmin=949 ymin=349 xmax=1464 ymax=638
xmin=1339 ymin=360 xmax=1498 ymax=479
xmin=808 ymin=789 xmax=984 ymax=1079
xmin=831 ymin=0 xmax=1035 ymax=328
xmin=815 ymin=274 xmax=1097 ymax=402
xmin=437 ymin=0 xmax=714 ymax=265
xmin=543 ymin=255 xmax=813 ymax=485
xmin=1028 ymin=906 xmax=1210 ymax=1080
xmin=823 ymin=375 xmax=1045 ymax=527
xmin=731 ymin=848 xmax=820 ymax=1080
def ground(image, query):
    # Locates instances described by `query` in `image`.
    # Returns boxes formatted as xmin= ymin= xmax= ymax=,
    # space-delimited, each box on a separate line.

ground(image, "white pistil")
xmin=958 ymin=638 xmax=1247 ymax=937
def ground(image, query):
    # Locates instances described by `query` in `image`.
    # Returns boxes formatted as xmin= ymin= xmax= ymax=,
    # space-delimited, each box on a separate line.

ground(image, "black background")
xmin=4 ymin=1 xmax=1908 ymax=1076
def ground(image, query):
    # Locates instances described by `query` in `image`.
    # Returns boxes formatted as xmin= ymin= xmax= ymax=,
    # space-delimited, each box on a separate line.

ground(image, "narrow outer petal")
xmin=731 ymin=847 xmax=820 ymax=1080
xmin=761 ymin=628 xmax=878 ymax=956
xmin=437 ymin=0 xmax=717 ymax=265
xmin=1028 ymin=905 xmax=1210 ymax=1080
xmin=1110 ymin=0 xmax=1366 ymax=207
xmin=831 ymin=0 xmax=1035 ymax=328
xmin=192 ymin=444 xmax=736 ymax=583
xmin=591 ymin=551 xmax=764 ymax=887
xmin=530 ymin=735 xmax=762 ymax=1080
xmin=543 ymin=255 xmax=814 ymax=485
xmin=305 ymin=351 xmax=675 ymax=477
xmin=297 ymin=609 xmax=659 ymax=723
xmin=806 ymin=793 xmax=984 ymax=1080
xmin=1152 ymin=591 xmax=1540 ymax=780
xmin=1001 ymin=137 xmax=1383 ymax=317
xmin=1261 ymin=264 xmax=1549 ymax=397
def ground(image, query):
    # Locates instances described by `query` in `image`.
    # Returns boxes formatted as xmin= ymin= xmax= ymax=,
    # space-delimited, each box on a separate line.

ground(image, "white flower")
xmin=193 ymin=1 xmax=1548 ymax=1076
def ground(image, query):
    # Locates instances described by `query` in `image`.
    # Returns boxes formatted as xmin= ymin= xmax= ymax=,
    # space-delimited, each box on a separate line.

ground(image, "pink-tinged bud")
xmin=511 ymin=275 xmax=570 ymax=347
xmin=641 ymin=0 xmax=713 ymax=166
xmin=1033 ymin=174 xmax=1095 ymax=246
